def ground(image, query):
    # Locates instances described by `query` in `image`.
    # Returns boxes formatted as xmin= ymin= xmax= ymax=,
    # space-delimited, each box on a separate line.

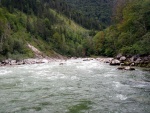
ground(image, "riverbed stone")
xmin=10 ymin=60 xmax=17 ymax=65
xmin=124 ymin=66 xmax=135 ymax=70
xmin=120 ymin=56 xmax=126 ymax=61
xmin=110 ymin=59 xmax=120 ymax=65
xmin=117 ymin=66 xmax=125 ymax=70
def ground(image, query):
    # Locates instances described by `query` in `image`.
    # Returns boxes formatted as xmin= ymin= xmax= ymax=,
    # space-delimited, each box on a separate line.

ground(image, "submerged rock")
xmin=124 ymin=66 xmax=135 ymax=70
xmin=59 ymin=63 xmax=64 ymax=65
xmin=117 ymin=66 xmax=135 ymax=71
xmin=117 ymin=66 xmax=125 ymax=70
xmin=83 ymin=59 xmax=90 ymax=61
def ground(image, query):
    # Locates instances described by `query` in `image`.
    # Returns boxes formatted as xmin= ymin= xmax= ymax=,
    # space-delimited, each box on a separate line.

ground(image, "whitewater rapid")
xmin=0 ymin=58 xmax=150 ymax=113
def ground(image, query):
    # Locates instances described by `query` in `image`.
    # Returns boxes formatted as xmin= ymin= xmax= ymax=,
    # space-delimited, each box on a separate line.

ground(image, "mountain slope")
xmin=92 ymin=0 xmax=150 ymax=56
xmin=0 ymin=2 xmax=90 ymax=60
xmin=0 ymin=0 xmax=149 ymax=61
xmin=64 ymin=0 xmax=114 ymax=29
xmin=0 ymin=0 xmax=101 ymax=30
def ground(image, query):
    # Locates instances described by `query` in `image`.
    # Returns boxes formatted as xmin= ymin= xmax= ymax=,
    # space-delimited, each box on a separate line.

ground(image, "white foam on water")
xmin=116 ymin=94 xmax=127 ymax=100
xmin=76 ymin=65 xmax=86 ymax=69
xmin=104 ymin=71 xmax=117 ymax=77
xmin=0 ymin=70 xmax=12 ymax=75
xmin=20 ymin=78 xmax=24 ymax=82
xmin=71 ymin=76 xmax=79 ymax=80
xmin=88 ymin=70 xmax=93 ymax=73
xmin=88 ymin=62 xmax=99 ymax=69
xmin=76 ymin=60 xmax=99 ymax=69
xmin=35 ymin=71 xmax=47 ymax=77
xmin=28 ymin=70 xmax=34 ymax=73
xmin=67 ymin=87 xmax=74 ymax=90
xmin=113 ymin=81 xmax=122 ymax=88
xmin=17 ymin=65 xmax=32 ymax=69
xmin=47 ymin=76 xmax=58 ymax=80
xmin=60 ymin=75 xmax=68 ymax=79
xmin=133 ymin=84 xmax=148 ymax=88
xmin=104 ymin=73 xmax=114 ymax=77
xmin=46 ymin=72 xmax=68 ymax=80
xmin=33 ymin=64 xmax=53 ymax=70
xmin=59 ymin=87 xmax=66 ymax=91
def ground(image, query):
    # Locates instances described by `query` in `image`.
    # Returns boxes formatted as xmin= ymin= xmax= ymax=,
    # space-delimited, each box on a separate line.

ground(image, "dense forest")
xmin=0 ymin=0 xmax=109 ymax=30
xmin=64 ymin=0 xmax=114 ymax=29
xmin=93 ymin=0 xmax=150 ymax=56
xmin=0 ymin=0 xmax=150 ymax=60
xmin=0 ymin=0 xmax=92 ymax=60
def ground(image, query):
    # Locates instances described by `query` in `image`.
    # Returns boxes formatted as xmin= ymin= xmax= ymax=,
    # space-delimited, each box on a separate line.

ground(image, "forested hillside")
xmin=64 ymin=0 xmax=114 ymax=29
xmin=0 ymin=0 xmax=93 ymax=60
xmin=92 ymin=0 xmax=150 ymax=56
xmin=0 ymin=0 xmax=104 ymax=30
xmin=0 ymin=0 xmax=149 ymax=61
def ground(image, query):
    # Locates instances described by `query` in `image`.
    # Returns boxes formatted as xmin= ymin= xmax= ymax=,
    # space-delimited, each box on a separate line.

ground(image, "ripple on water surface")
xmin=0 ymin=59 xmax=150 ymax=113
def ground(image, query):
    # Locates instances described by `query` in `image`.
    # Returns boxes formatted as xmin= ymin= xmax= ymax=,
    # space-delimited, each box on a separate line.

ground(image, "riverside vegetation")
xmin=0 ymin=0 xmax=150 ymax=67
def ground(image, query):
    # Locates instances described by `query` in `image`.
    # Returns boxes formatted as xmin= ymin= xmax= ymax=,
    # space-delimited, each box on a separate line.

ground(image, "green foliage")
xmin=0 ymin=0 xmax=149 ymax=59
xmin=93 ymin=31 xmax=105 ymax=55
xmin=1 ymin=0 xmax=115 ymax=30
xmin=93 ymin=0 xmax=150 ymax=56
xmin=64 ymin=0 xmax=114 ymax=29
xmin=0 ymin=2 xmax=91 ymax=59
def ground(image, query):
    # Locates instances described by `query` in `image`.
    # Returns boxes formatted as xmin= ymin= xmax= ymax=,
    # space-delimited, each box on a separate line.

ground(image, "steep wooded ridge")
xmin=0 ymin=0 xmax=91 ymax=60
xmin=0 ymin=0 xmax=150 ymax=63
xmin=93 ymin=0 xmax=150 ymax=56
xmin=64 ymin=0 xmax=114 ymax=29
xmin=0 ymin=0 xmax=108 ymax=30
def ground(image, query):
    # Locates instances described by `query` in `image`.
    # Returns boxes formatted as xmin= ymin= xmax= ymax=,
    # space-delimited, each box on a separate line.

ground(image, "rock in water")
xmin=125 ymin=66 xmax=135 ymax=71
xmin=59 ymin=63 xmax=64 ymax=65
xmin=110 ymin=59 xmax=120 ymax=65
xmin=117 ymin=66 xmax=125 ymax=70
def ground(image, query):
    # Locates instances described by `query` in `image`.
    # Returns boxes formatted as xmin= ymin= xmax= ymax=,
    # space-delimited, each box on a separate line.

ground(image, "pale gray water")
xmin=0 ymin=59 xmax=150 ymax=113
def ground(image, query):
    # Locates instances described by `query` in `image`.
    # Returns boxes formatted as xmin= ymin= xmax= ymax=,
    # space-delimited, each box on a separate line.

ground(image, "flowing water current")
xmin=0 ymin=59 xmax=150 ymax=113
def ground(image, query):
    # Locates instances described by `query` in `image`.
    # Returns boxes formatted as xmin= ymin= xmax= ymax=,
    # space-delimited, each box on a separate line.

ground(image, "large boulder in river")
xmin=110 ymin=59 xmax=121 ymax=65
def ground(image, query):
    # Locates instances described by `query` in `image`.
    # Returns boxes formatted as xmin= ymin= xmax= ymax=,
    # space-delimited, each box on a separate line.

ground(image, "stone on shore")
xmin=120 ymin=56 xmax=126 ymax=61
xmin=112 ymin=54 xmax=150 ymax=68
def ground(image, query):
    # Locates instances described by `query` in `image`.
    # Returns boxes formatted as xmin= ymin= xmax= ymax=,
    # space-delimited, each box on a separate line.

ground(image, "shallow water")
xmin=0 ymin=59 xmax=150 ymax=113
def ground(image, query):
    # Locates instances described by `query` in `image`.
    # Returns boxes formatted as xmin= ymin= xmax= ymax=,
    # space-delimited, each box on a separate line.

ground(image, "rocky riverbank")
xmin=1 ymin=55 xmax=149 ymax=69
xmin=0 ymin=58 xmax=61 ymax=67
xmin=0 ymin=43 xmax=68 ymax=67
xmin=109 ymin=54 xmax=150 ymax=68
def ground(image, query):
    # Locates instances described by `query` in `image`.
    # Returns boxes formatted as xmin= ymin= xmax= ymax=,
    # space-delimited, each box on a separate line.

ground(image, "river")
xmin=0 ymin=58 xmax=150 ymax=113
